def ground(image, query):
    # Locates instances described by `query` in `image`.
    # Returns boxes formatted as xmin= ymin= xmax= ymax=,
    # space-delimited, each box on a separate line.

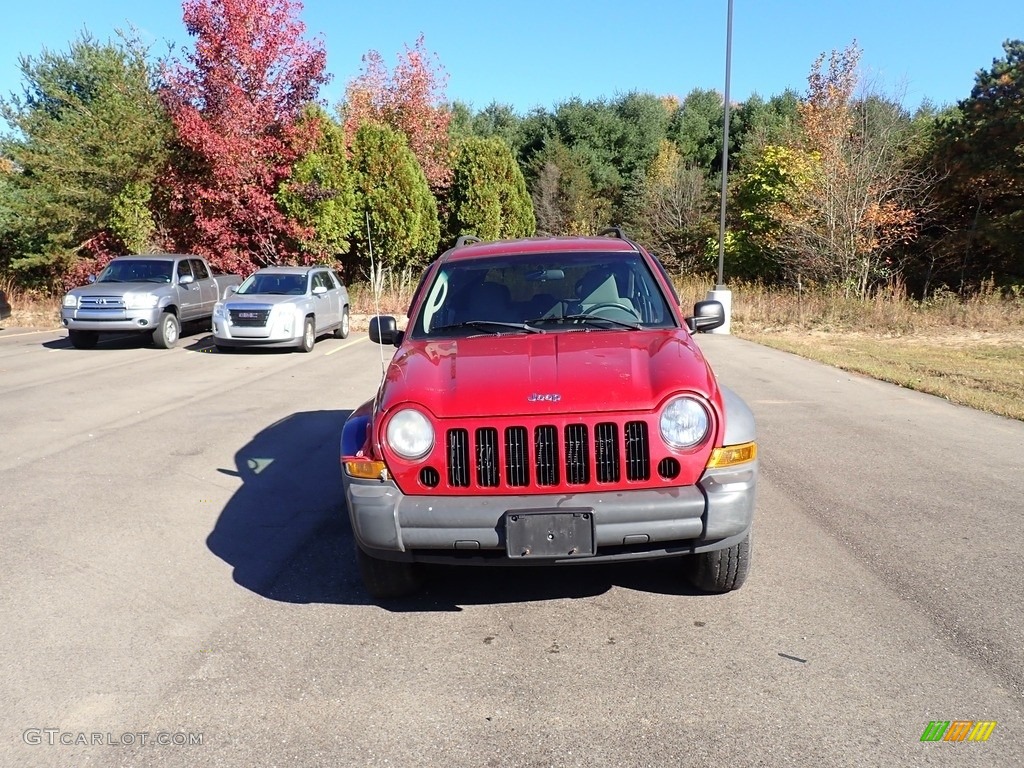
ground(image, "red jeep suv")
xmin=341 ymin=229 xmax=758 ymax=598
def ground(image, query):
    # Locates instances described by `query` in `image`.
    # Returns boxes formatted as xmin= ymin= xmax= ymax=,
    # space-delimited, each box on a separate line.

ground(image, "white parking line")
xmin=325 ymin=336 xmax=367 ymax=355
xmin=0 ymin=328 xmax=62 ymax=339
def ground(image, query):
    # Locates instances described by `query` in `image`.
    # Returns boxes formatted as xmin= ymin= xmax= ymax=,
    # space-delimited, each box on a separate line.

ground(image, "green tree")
xmin=349 ymin=122 xmax=439 ymax=271
xmin=927 ymin=39 xmax=1024 ymax=289
xmin=668 ymin=89 xmax=724 ymax=168
xmin=277 ymin=105 xmax=357 ymax=263
xmin=529 ymin=138 xmax=610 ymax=236
xmin=0 ymin=31 xmax=170 ymax=287
xmin=444 ymin=136 xmax=535 ymax=245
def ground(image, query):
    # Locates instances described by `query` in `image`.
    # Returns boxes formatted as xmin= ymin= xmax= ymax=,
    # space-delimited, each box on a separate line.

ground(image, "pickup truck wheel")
xmin=355 ymin=545 xmax=422 ymax=599
xmin=68 ymin=330 xmax=99 ymax=349
xmin=152 ymin=312 xmax=180 ymax=349
xmin=687 ymin=530 xmax=752 ymax=593
xmin=333 ymin=307 xmax=350 ymax=339
xmin=298 ymin=316 xmax=315 ymax=352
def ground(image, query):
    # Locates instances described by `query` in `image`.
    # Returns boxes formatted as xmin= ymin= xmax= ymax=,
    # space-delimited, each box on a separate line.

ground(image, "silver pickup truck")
xmin=61 ymin=254 xmax=242 ymax=349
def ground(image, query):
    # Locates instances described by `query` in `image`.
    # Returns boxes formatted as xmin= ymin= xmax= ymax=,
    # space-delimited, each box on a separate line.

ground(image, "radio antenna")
xmin=367 ymin=210 xmax=387 ymax=380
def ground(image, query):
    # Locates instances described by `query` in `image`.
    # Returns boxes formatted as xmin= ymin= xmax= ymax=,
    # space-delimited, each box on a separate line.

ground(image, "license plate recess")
xmin=505 ymin=509 xmax=595 ymax=559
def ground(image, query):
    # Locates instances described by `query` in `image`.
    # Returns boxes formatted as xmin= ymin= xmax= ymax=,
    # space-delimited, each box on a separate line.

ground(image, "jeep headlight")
xmin=386 ymin=409 xmax=434 ymax=460
xmin=659 ymin=396 xmax=710 ymax=449
xmin=124 ymin=293 xmax=159 ymax=309
xmin=62 ymin=294 xmax=78 ymax=308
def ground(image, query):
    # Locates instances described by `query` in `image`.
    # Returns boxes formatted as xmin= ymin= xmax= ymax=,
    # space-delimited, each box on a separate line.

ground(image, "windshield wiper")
xmin=541 ymin=314 xmax=642 ymax=330
xmin=432 ymin=320 xmax=544 ymax=335
xmin=98 ymin=278 xmax=123 ymax=283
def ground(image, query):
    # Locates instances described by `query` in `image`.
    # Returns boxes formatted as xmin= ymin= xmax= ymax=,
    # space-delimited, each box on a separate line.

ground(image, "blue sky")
xmin=0 ymin=0 xmax=1018 ymax=114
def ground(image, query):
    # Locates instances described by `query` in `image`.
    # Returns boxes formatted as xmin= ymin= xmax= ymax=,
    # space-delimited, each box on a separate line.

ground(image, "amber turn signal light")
xmin=344 ymin=460 xmax=388 ymax=479
xmin=705 ymin=442 xmax=757 ymax=468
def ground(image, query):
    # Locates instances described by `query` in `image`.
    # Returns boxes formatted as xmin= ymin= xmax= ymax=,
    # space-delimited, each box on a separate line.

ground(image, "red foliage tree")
xmin=343 ymin=35 xmax=452 ymax=191
xmin=159 ymin=0 xmax=330 ymax=274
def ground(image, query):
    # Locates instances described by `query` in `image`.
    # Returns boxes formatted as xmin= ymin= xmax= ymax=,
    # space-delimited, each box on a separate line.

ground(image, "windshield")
xmin=97 ymin=260 xmax=173 ymax=283
xmin=410 ymin=251 xmax=677 ymax=339
xmin=235 ymin=273 xmax=308 ymax=296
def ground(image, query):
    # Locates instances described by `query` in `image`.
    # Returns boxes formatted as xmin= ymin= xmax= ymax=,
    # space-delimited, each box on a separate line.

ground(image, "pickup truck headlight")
xmin=386 ymin=409 xmax=434 ymax=460
xmin=659 ymin=396 xmax=710 ymax=449
xmin=124 ymin=293 xmax=159 ymax=309
xmin=62 ymin=294 xmax=78 ymax=308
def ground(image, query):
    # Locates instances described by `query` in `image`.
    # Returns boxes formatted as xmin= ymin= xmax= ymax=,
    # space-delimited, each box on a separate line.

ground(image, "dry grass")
xmin=0 ymin=278 xmax=61 ymax=330
xmin=697 ymin=277 xmax=1024 ymax=422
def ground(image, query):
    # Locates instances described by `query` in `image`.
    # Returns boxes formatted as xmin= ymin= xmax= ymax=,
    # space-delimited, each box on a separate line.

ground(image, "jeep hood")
xmin=379 ymin=331 xmax=720 ymax=418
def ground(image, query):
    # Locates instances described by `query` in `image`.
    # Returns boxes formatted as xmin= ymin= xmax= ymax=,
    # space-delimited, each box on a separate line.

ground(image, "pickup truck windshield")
xmin=411 ymin=251 xmax=676 ymax=339
xmin=97 ymin=260 xmax=173 ymax=283
xmin=235 ymin=273 xmax=307 ymax=296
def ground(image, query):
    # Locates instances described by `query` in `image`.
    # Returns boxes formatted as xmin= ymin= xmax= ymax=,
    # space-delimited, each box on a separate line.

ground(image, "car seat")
xmin=462 ymin=282 xmax=514 ymax=323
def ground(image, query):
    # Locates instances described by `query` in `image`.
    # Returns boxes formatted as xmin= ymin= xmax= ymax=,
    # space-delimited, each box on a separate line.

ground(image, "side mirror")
xmin=686 ymin=300 xmax=725 ymax=333
xmin=312 ymin=285 xmax=328 ymax=296
xmin=87 ymin=275 xmax=97 ymax=284
xmin=227 ymin=285 xmax=238 ymax=294
xmin=369 ymin=315 xmax=403 ymax=346
xmin=179 ymin=274 xmax=195 ymax=285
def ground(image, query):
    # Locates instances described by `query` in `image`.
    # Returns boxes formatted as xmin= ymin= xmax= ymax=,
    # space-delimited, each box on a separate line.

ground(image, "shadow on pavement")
xmin=209 ymin=409 xmax=710 ymax=610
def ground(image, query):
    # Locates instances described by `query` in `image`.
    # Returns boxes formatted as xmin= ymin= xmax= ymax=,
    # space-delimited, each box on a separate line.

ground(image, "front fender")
xmin=720 ymin=385 xmax=756 ymax=445
xmin=341 ymin=399 xmax=376 ymax=457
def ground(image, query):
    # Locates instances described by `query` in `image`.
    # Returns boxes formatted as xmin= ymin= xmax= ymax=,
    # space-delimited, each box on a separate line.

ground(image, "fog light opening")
xmin=657 ymin=457 xmax=681 ymax=480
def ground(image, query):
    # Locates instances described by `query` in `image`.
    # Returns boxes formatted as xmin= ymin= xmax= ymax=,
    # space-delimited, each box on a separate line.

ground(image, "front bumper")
xmin=61 ymin=307 xmax=162 ymax=332
xmin=343 ymin=460 xmax=757 ymax=565
xmin=212 ymin=314 xmax=302 ymax=348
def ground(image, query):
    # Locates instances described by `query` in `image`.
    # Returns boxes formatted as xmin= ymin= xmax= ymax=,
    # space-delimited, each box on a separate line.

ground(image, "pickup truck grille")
xmin=79 ymin=296 xmax=125 ymax=309
xmin=444 ymin=420 xmax=651 ymax=490
xmin=229 ymin=308 xmax=270 ymax=327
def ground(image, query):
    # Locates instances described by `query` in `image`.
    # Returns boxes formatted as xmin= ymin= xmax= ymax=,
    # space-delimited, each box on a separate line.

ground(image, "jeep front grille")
xmin=444 ymin=421 xmax=650 ymax=490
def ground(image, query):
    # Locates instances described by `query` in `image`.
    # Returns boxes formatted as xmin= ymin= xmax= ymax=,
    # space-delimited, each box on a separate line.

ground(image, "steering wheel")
xmin=582 ymin=302 xmax=642 ymax=321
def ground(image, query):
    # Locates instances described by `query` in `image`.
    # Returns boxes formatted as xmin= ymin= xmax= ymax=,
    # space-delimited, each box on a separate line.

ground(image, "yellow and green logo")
xmin=920 ymin=721 xmax=996 ymax=742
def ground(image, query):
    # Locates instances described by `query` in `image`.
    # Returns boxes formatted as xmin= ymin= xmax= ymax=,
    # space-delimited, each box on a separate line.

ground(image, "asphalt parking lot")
xmin=1 ymin=325 xmax=1021 ymax=767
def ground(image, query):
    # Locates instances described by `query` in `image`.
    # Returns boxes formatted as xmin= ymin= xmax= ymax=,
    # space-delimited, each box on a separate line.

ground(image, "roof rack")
xmin=454 ymin=235 xmax=482 ymax=248
xmin=597 ymin=226 xmax=628 ymax=240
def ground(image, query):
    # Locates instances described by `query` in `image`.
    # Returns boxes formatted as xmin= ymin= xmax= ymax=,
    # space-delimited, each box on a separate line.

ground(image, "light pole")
xmin=707 ymin=0 xmax=734 ymax=333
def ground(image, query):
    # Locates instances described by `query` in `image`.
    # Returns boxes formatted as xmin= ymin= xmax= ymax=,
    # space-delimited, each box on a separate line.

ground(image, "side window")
xmin=649 ymin=254 xmax=679 ymax=304
xmin=313 ymin=272 xmax=330 ymax=291
xmin=177 ymin=260 xmax=193 ymax=281
xmin=332 ymin=271 xmax=345 ymax=289
xmin=191 ymin=259 xmax=210 ymax=280
xmin=407 ymin=262 xmax=435 ymax=318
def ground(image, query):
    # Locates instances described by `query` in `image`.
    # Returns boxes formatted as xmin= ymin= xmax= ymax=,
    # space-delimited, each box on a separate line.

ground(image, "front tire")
xmin=298 ymin=316 xmax=315 ymax=352
xmin=333 ymin=306 xmax=350 ymax=339
xmin=687 ymin=530 xmax=752 ymax=593
xmin=68 ymin=330 xmax=99 ymax=349
xmin=152 ymin=312 xmax=180 ymax=349
xmin=355 ymin=546 xmax=422 ymax=599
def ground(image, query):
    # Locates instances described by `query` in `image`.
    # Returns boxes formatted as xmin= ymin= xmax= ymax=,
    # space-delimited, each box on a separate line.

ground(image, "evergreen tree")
xmin=444 ymin=136 xmax=535 ymax=246
xmin=0 ymin=31 xmax=170 ymax=287
xmin=349 ymin=122 xmax=439 ymax=272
